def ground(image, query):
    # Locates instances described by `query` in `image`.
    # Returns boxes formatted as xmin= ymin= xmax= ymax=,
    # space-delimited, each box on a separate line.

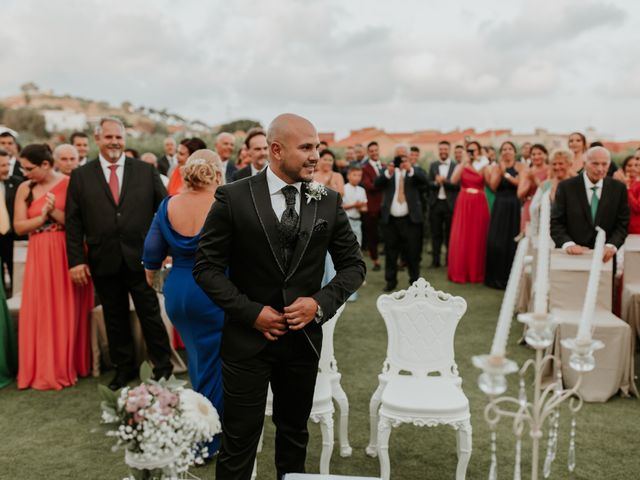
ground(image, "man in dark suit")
xmin=231 ymin=127 xmax=268 ymax=182
xmin=0 ymin=131 xmax=25 ymax=181
xmin=157 ymin=137 xmax=177 ymax=176
xmin=194 ymin=113 xmax=365 ymax=480
xmin=65 ymin=117 xmax=173 ymax=390
xmin=376 ymin=154 xmax=428 ymax=291
xmin=427 ymin=140 xmax=459 ymax=267
xmin=551 ymin=146 xmax=629 ymax=263
xmin=0 ymin=149 xmax=21 ymax=296
xmin=216 ymin=132 xmax=237 ymax=183
xmin=361 ymin=141 xmax=384 ymax=271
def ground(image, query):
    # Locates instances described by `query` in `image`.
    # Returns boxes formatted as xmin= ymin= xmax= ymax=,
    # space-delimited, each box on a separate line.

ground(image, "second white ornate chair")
xmin=365 ymin=278 xmax=471 ymax=480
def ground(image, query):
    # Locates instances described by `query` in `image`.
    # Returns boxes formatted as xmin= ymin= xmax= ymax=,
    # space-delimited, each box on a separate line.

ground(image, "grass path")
xmin=1 ymin=258 xmax=639 ymax=479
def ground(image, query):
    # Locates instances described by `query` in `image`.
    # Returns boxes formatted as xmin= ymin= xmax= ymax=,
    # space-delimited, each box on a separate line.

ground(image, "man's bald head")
xmin=267 ymin=113 xmax=319 ymax=183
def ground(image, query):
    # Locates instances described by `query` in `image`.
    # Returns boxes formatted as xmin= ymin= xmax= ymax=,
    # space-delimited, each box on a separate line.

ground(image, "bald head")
xmin=267 ymin=113 xmax=319 ymax=184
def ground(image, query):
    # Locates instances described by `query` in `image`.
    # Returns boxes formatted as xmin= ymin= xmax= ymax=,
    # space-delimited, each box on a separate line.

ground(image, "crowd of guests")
xmin=0 ymin=121 xmax=639 ymax=399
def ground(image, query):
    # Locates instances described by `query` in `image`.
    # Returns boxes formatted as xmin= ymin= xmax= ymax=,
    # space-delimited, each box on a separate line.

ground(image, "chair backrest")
xmin=319 ymin=304 xmax=346 ymax=374
xmin=624 ymin=234 xmax=640 ymax=284
xmin=549 ymin=249 xmax=612 ymax=311
xmin=376 ymin=278 xmax=467 ymax=379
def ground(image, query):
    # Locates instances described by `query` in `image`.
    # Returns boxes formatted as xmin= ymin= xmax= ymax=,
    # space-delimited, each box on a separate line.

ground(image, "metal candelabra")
xmin=472 ymin=312 xmax=604 ymax=480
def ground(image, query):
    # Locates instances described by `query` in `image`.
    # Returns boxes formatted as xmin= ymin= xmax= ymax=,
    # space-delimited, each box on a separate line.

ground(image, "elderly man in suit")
xmin=66 ymin=117 xmax=173 ymax=391
xmin=551 ymin=146 xmax=629 ymax=263
xmin=376 ymin=153 xmax=428 ymax=291
xmin=231 ymin=128 xmax=268 ymax=182
xmin=194 ymin=113 xmax=365 ymax=480
xmin=157 ymin=137 xmax=177 ymax=176
xmin=215 ymin=132 xmax=237 ymax=183
xmin=427 ymin=140 xmax=459 ymax=267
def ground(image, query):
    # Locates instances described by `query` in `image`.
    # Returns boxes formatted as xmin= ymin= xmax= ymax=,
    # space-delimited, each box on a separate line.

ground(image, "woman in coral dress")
xmin=448 ymin=141 xmax=491 ymax=283
xmin=14 ymin=144 xmax=91 ymax=390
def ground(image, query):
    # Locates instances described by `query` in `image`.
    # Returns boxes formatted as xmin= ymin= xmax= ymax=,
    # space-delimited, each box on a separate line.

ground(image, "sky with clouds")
xmin=0 ymin=0 xmax=637 ymax=139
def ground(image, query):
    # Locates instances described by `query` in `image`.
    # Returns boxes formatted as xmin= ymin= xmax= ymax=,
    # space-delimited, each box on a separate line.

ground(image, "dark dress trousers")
xmin=193 ymin=169 xmax=365 ymax=480
xmin=427 ymin=161 xmax=459 ymax=266
xmin=375 ymin=168 xmax=428 ymax=285
xmin=551 ymin=174 xmax=629 ymax=249
xmin=0 ymin=175 xmax=21 ymax=296
xmin=65 ymin=158 xmax=172 ymax=376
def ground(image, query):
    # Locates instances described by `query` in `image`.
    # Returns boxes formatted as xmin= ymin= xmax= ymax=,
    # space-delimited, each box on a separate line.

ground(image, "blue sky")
xmin=1 ymin=0 xmax=637 ymax=139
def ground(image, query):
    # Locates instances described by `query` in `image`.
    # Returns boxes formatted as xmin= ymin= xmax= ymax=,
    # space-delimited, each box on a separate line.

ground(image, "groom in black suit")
xmin=551 ymin=146 xmax=629 ymax=262
xmin=194 ymin=113 xmax=365 ymax=480
xmin=65 ymin=117 xmax=173 ymax=390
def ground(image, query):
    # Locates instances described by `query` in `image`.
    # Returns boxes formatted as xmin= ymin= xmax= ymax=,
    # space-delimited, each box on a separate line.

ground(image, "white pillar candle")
xmin=534 ymin=191 xmax=551 ymax=315
xmin=491 ymin=237 xmax=530 ymax=356
xmin=576 ymin=228 xmax=606 ymax=342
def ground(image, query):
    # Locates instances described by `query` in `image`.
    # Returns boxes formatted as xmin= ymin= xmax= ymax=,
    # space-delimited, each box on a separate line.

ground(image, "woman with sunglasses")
xmin=448 ymin=141 xmax=491 ymax=283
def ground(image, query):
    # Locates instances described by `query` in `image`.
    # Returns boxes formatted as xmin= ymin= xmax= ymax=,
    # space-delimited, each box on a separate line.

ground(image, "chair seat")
xmin=380 ymin=376 xmax=469 ymax=420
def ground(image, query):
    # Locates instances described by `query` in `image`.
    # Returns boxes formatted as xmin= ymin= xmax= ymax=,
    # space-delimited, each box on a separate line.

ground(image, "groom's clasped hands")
xmin=254 ymin=297 xmax=320 ymax=341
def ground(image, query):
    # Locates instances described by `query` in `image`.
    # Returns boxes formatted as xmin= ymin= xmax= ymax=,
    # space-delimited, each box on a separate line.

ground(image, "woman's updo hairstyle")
xmin=182 ymin=149 xmax=223 ymax=189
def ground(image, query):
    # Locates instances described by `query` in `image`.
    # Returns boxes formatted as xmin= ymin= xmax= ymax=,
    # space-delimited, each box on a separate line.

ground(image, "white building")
xmin=42 ymin=110 xmax=87 ymax=132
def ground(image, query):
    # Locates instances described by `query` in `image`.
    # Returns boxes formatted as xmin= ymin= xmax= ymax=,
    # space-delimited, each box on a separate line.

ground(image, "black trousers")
xmin=429 ymin=199 xmax=453 ymax=265
xmin=0 ymin=236 xmax=13 ymax=297
xmin=92 ymin=264 xmax=172 ymax=374
xmin=383 ymin=216 xmax=423 ymax=285
xmin=216 ymin=331 xmax=319 ymax=480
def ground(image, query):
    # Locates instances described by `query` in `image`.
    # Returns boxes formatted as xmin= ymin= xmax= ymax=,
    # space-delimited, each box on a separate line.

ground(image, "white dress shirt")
xmin=437 ymin=159 xmax=451 ymax=200
xmin=251 ymin=163 xmax=268 ymax=177
xmin=267 ymin=166 xmax=301 ymax=220
xmin=79 ymin=157 xmax=88 ymax=167
xmin=368 ymin=159 xmax=382 ymax=175
xmin=99 ymin=154 xmax=125 ymax=191
xmin=343 ymin=183 xmax=367 ymax=219
xmin=385 ymin=168 xmax=414 ymax=217
xmin=9 ymin=157 xmax=17 ymax=175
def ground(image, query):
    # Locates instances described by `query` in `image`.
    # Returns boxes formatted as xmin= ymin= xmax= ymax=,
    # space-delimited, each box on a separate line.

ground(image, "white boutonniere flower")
xmin=305 ymin=181 xmax=328 ymax=204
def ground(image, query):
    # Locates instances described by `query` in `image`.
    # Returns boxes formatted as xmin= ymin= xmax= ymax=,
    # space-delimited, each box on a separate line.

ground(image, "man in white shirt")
xmin=427 ymin=140 xmax=459 ymax=267
xmin=157 ymin=137 xmax=177 ymax=176
xmin=375 ymin=154 xmax=428 ymax=291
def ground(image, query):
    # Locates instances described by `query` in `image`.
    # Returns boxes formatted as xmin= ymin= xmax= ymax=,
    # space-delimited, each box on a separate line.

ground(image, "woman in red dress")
xmin=14 ymin=144 xmax=90 ymax=390
xmin=518 ymin=144 xmax=549 ymax=232
xmin=623 ymin=154 xmax=640 ymax=234
xmin=448 ymin=141 xmax=491 ymax=283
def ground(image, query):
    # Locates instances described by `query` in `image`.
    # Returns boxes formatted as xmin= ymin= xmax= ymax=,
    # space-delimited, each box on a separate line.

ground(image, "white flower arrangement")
xmin=305 ymin=181 xmax=328 ymax=204
xmin=98 ymin=362 xmax=221 ymax=478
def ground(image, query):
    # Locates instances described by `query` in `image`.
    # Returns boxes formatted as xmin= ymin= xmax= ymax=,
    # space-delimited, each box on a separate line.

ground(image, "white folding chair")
xmin=365 ymin=278 xmax=471 ymax=480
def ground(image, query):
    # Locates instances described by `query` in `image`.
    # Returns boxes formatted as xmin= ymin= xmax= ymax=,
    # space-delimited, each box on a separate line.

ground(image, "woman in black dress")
xmin=484 ymin=141 xmax=525 ymax=289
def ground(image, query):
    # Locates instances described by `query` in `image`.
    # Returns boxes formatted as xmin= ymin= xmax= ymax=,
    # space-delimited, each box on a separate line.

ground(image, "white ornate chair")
xmin=365 ymin=278 xmax=471 ymax=480
xmin=252 ymin=305 xmax=348 ymax=479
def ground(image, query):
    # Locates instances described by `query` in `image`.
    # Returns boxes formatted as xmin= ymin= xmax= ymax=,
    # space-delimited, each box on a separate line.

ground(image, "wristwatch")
xmin=314 ymin=303 xmax=324 ymax=324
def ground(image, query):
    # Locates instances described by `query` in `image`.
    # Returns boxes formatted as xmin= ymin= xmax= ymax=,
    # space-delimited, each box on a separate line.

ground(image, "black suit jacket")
xmin=65 ymin=158 xmax=167 ymax=276
xmin=225 ymin=160 xmax=237 ymax=184
xmin=0 ymin=175 xmax=22 ymax=292
xmin=550 ymin=174 xmax=629 ymax=249
xmin=10 ymin=160 xmax=25 ymax=182
xmin=427 ymin=161 xmax=459 ymax=209
xmin=375 ymin=168 xmax=428 ymax=224
xmin=231 ymin=165 xmax=251 ymax=182
xmin=157 ymin=155 xmax=171 ymax=176
xmin=193 ymin=169 xmax=366 ymax=361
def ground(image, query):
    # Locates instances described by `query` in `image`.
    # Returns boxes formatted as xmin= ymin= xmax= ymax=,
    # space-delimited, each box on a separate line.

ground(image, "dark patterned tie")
xmin=279 ymin=185 xmax=299 ymax=267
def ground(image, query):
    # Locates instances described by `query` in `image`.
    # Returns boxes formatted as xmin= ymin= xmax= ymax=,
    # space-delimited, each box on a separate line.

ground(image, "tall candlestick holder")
xmin=472 ymin=312 xmax=604 ymax=480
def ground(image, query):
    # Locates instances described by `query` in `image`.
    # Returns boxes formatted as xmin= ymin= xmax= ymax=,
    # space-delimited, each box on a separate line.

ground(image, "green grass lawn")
xmin=1 ymin=257 xmax=639 ymax=479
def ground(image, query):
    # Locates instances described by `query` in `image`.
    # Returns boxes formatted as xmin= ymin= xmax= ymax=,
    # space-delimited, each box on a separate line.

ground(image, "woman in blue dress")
xmin=143 ymin=149 xmax=225 ymax=455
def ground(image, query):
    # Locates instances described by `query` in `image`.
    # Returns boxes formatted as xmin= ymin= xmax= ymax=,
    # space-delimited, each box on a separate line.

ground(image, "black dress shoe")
xmin=153 ymin=368 xmax=174 ymax=382
xmin=108 ymin=370 xmax=137 ymax=391
xmin=372 ymin=264 xmax=381 ymax=272
xmin=383 ymin=282 xmax=397 ymax=292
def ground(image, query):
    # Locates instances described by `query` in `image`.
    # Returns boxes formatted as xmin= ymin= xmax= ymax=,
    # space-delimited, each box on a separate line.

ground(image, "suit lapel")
xmin=91 ymin=159 xmax=117 ymax=207
xmin=119 ymin=158 xmax=133 ymax=204
xmin=447 ymin=162 xmax=456 ymax=179
xmin=286 ymin=182 xmax=317 ymax=280
xmin=576 ymin=176 xmax=593 ymax=225
xmin=594 ymin=178 xmax=611 ymax=227
xmin=249 ymin=170 xmax=286 ymax=276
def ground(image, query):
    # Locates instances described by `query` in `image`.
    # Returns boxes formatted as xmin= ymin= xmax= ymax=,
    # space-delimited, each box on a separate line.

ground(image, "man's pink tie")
xmin=108 ymin=165 xmax=119 ymax=204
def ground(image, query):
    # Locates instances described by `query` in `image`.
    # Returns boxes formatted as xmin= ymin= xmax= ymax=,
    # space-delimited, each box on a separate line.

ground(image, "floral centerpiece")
xmin=98 ymin=362 xmax=221 ymax=480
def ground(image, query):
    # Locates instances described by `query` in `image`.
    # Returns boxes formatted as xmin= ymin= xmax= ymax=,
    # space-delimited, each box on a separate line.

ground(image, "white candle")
xmin=491 ymin=237 xmax=530 ymax=356
xmin=534 ymin=191 xmax=551 ymax=315
xmin=577 ymin=227 xmax=606 ymax=342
